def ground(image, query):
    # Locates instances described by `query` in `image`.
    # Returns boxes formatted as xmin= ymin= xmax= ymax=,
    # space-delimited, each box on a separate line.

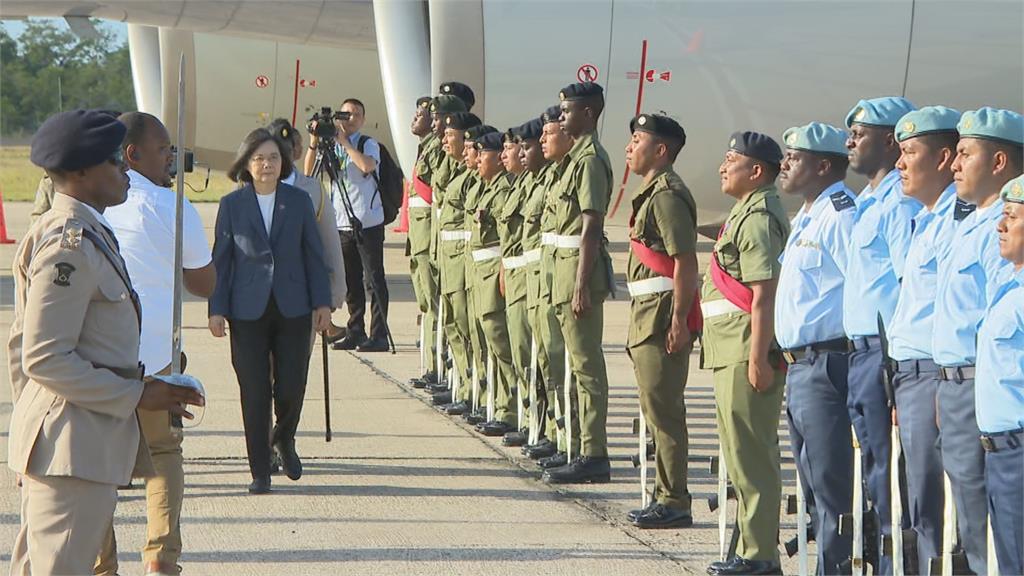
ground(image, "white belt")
xmin=440 ymin=230 xmax=471 ymax=242
xmin=472 ymin=247 xmax=502 ymax=262
xmin=408 ymin=196 xmax=431 ymax=209
xmin=701 ymin=299 xmax=746 ymax=319
xmin=522 ymin=249 xmax=542 ymax=264
xmin=541 ymin=232 xmax=556 ymax=246
xmin=554 ymin=234 xmax=582 ymax=249
xmin=503 ymin=255 xmax=527 ymax=269
xmin=627 ymin=276 xmax=674 ymax=298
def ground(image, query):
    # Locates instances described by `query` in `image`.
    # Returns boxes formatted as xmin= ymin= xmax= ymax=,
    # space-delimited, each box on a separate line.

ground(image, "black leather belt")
xmin=939 ymin=365 xmax=975 ymax=382
xmin=981 ymin=428 xmax=1023 ymax=453
xmin=847 ymin=336 xmax=881 ymax=352
xmin=96 ymin=362 xmax=145 ymax=380
xmin=782 ymin=338 xmax=849 ymax=364
xmin=888 ymin=358 xmax=939 ymax=375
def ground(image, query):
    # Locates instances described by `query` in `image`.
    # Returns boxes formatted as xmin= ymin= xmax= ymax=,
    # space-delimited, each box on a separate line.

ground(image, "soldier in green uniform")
xmin=470 ymin=131 xmax=519 ymax=436
xmin=408 ymin=96 xmax=442 ymax=388
xmin=533 ymin=106 xmax=579 ymax=468
xmin=516 ymin=117 xmax=561 ymax=457
xmin=622 ymin=113 xmax=698 ymax=529
xmin=543 ymin=82 xmax=614 ymax=484
xmin=702 ymin=131 xmax=788 ymax=576
xmin=498 ymin=124 xmax=533 ymax=445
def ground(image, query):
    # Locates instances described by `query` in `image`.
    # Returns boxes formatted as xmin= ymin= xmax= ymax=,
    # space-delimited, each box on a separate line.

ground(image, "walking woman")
xmin=209 ymin=128 xmax=332 ymax=494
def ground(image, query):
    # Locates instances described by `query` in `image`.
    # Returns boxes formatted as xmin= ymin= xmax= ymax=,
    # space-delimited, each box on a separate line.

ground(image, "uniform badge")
xmin=785 ymin=132 xmax=798 ymax=145
xmin=430 ymin=103 xmax=438 ymax=113
xmin=443 ymin=85 xmax=451 ymax=93
xmin=729 ymin=137 xmax=736 ymax=148
xmin=637 ymin=115 xmax=648 ymax=126
xmin=830 ymin=191 xmax=855 ymax=211
xmin=854 ymin=108 xmax=866 ymax=121
xmin=59 ymin=218 xmax=84 ymax=250
xmin=962 ymin=117 xmax=973 ymax=130
xmin=559 ymin=91 xmax=566 ymax=101
xmin=53 ymin=262 xmax=76 ymax=287
xmin=1013 ymin=181 xmax=1023 ymax=196
xmin=954 ymin=198 xmax=977 ymax=222
xmin=902 ymin=121 xmax=916 ymax=134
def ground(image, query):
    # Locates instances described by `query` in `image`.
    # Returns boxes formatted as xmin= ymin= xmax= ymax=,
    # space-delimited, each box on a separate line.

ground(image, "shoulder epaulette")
xmin=59 ymin=218 xmax=85 ymax=250
xmin=830 ymin=191 xmax=855 ymax=212
xmin=954 ymin=198 xmax=976 ymax=222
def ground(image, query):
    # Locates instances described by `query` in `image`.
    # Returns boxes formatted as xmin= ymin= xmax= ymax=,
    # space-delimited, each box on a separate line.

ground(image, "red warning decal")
xmin=255 ymin=75 xmax=270 ymax=88
xmin=577 ymin=64 xmax=599 ymax=83
xmin=299 ymin=79 xmax=318 ymax=88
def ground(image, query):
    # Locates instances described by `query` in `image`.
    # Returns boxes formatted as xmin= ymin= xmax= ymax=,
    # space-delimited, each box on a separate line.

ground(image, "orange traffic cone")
xmin=393 ymin=179 xmax=410 ymax=233
xmin=0 ymin=184 xmax=16 ymax=244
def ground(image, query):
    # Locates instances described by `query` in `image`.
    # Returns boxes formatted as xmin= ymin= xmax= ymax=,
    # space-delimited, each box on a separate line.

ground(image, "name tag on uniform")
xmin=795 ymin=239 xmax=822 ymax=250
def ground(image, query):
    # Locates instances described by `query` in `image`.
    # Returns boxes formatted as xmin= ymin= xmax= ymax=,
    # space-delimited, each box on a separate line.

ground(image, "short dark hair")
xmin=119 ymin=111 xmax=161 ymax=150
xmin=342 ymin=98 xmax=366 ymax=115
xmin=227 ymin=128 xmax=293 ymax=183
xmin=267 ymin=118 xmax=301 ymax=156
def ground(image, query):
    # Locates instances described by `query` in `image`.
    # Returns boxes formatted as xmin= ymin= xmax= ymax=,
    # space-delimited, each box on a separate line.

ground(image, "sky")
xmin=2 ymin=17 xmax=128 ymax=44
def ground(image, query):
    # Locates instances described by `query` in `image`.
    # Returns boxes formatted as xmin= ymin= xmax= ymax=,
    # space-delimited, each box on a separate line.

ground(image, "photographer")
xmin=303 ymin=99 xmax=390 ymax=353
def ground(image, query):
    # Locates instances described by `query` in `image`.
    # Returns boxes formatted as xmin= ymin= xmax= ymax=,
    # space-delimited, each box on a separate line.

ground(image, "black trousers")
xmin=340 ymin=224 xmax=390 ymax=341
xmin=229 ymin=298 xmax=312 ymax=479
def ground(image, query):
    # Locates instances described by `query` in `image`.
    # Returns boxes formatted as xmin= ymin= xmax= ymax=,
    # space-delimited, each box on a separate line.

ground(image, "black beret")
xmin=446 ymin=112 xmax=482 ymax=131
xmin=440 ymin=81 xmax=475 ymax=109
xmin=630 ymin=114 xmax=686 ymax=146
xmin=728 ymin=130 xmax=783 ymax=167
xmin=559 ymin=82 xmax=603 ymax=102
xmin=31 ymin=109 xmax=126 ymax=171
xmin=465 ymin=124 xmax=498 ymax=142
xmin=416 ymin=96 xmax=432 ymax=109
xmin=515 ymin=118 xmax=544 ymax=141
xmin=475 ymin=131 xmax=504 ymax=152
xmin=542 ymin=105 xmax=562 ymax=124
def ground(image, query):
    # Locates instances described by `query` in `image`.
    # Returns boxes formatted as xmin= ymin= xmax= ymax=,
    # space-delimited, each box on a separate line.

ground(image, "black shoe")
xmin=248 ymin=476 xmax=271 ymax=494
xmin=707 ymin=557 xmax=782 ymax=576
xmin=270 ymin=451 xmax=282 ymax=475
xmin=411 ymin=371 xmax=438 ymax=388
xmin=477 ymin=420 xmax=515 ymax=437
xmin=357 ymin=337 xmax=389 ymax=352
xmin=431 ymin=391 xmax=452 ymax=406
xmin=632 ymin=503 xmax=693 ymax=529
xmin=503 ymin=430 xmax=528 ymax=447
xmin=522 ymin=436 xmax=551 ymax=455
xmin=332 ymin=333 xmax=367 ymax=350
xmin=538 ymin=452 xmax=568 ymax=469
xmin=274 ymin=442 xmax=302 ymax=481
xmin=542 ymin=455 xmax=611 ymax=484
xmin=444 ymin=400 xmax=470 ymax=416
xmin=526 ymin=439 xmax=558 ymax=460
xmin=463 ymin=409 xmax=486 ymax=425
xmin=626 ymin=499 xmax=658 ymax=523
xmin=426 ymin=381 xmax=450 ymax=393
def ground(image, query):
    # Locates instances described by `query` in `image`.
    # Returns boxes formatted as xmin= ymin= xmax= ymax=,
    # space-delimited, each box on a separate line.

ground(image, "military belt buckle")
xmin=980 ymin=436 xmax=997 ymax=453
xmin=782 ymin=351 xmax=798 ymax=365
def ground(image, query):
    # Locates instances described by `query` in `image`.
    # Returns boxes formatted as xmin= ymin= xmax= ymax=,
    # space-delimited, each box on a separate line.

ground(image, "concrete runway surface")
xmin=0 ymin=201 xmax=809 ymax=575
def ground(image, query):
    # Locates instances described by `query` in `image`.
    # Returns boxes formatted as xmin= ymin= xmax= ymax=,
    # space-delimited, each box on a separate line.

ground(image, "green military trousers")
xmin=628 ymin=337 xmax=693 ymax=512
xmin=538 ymin=302 xmax=576 ymax=453
xmin=466 ymin=288 xmax=489 ymax=406
xmin=505 ymin=298 xmax=531 ymax=429
xmin=527 ymin=302 xmax=558 ymax=442
xmin=712 ymin=361 xmax=785 ymax=563
xmin=410 ymin=254 xmax=437 ymax=373
xmin=555 ymin=301 xmax=608 ymax=458
xmin=441 ymin=287 xmax=472 ymax=403
xmin=478 ymin=308 xmax=517 ymax=426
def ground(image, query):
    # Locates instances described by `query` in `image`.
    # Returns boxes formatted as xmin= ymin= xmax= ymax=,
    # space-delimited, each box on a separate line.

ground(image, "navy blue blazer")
xmin=210 ymin=183 xmax=331 ymax=321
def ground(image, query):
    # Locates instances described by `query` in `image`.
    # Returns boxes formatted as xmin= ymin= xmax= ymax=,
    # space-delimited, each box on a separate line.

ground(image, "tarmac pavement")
xmin=0 ymin=201 xmax=809 ymax=575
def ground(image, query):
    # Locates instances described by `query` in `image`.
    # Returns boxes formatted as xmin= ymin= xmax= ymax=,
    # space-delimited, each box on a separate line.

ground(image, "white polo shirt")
xmin=105 ymin=170 xmax=212 ymax=375
xmin=331 ymin=132 xmax=382 ymax=230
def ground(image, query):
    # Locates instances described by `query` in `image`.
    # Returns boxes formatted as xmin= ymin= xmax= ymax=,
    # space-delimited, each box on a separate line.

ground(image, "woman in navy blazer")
xmin=208 ymin=128 xmax=331 ymax=494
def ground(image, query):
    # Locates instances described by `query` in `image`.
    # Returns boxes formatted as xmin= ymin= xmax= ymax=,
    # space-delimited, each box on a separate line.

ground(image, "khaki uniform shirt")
xmin=539 ymin=159 xmax=570 ymax=303
xmin=627 ymin=168 xmax=697 ymax=348
xmin=30 ymin=175 xmax=56 ymax=222
xmin=498 ymin=172 xmax=529 ymax=306
xmin=437 ymin=158 xmax=469 ymax=295
xmin=430 ymin=153 xmax=457 ymax=262
xmin=551 ymin=132 xmax=614 ymax=306
xmin=700 ymin=185 xmax=789 ymax=368
xmin=521 ymin=167 xmax=549 ymax=311
xmin=471 ymin=172 xmax=511 ymax=315
xmin=8 ymin=193 xmax=153 ymax=485
xmin=409 ymin=134 xmax=441 ymax=257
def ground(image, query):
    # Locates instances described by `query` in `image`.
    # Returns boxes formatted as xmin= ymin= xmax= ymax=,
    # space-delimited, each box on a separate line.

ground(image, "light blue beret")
xmin=958 ymin=107 xmax=1024 ymax=146
xmin=845 ymin=96 xmax=916 ymax=128
xmin=895 ymin=106 xmax=961 ymax=142
xmin=783 ymin=122 xmax=849 ymax=156
xmin=1002 ymin=174 xmax=1024 ymax=204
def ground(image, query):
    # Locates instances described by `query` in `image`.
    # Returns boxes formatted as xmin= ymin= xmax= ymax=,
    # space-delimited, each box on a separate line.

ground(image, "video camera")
xmin=169 ymin=146 xmax=194 ymax=177
xmin=307 ymin=107 xmax=352 ymax=140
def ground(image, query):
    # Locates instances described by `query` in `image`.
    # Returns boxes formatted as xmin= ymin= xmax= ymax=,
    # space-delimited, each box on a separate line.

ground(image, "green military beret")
xmin=516 ymin=118 xmax=544 ymax=141
xmin=729 ymin=130 xmax=783 ymax=167
xmin=782 ymin=122 xmax=849 ymax=156
xmin=416 ymin=96 xmax=432 ymax=109
xmin=630 ymin=113 xmax=686 ymax=146
xmin=958 ymin=107 xmax=1024 ymax=146
xmin=431 ymin=95 xmax=467 ymax=115
xmin=440 ymin=81 xmax=475 ymax=109
xmin=1002 ymin=174 xmax=1024 ymax=204
xmin=463 ymin=124 xmax=497 ymax=141
xmin=895 ymin=106 xmax=961 ymax=142
xmin=475 ymin=131 xmax=504 ymax=152
xmin=559 ymin=82 xmax=603 ymax=102
xmin=445 ymin=112 xmax=481 ymax=131
xmin=845 ymin=96 xmax=916 ymax=128
xmin=541 ymin=105 xmax=562 ymax=124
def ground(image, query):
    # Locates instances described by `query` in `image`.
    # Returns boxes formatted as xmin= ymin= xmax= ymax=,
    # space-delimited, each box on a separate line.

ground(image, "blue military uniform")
xmin=776 ymin=123 xmax=857 ymax=575
xmin=932 ymin=108 xmax=1023 ymax=574
xmin=975 ymin=175 xmax=1024 ymax=576
xmin=887 ymin=106 xmax=963 ymax=575
xmin=841 ymin=98 xmax=918 ymax=573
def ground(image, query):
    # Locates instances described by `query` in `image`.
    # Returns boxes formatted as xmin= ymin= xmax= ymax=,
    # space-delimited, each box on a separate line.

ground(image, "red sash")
xmin=412 ymin=169 xmax=433 ymax=205
xmin=629 ymin=213 xmax=703 ymax=333
xmin=708 ymin=223 xmax=753 ymax=313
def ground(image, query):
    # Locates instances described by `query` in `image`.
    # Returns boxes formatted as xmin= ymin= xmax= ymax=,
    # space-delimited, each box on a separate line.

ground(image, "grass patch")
xmin=1 ymin=146 xmax=237 ymax=203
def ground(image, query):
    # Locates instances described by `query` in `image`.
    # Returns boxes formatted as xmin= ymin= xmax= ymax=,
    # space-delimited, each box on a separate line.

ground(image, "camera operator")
xmin=303 ymin=99 xmax=391 ymax=353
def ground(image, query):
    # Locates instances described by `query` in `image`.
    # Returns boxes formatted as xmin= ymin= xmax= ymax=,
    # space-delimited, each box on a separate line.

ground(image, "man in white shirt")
xmin=304 ymin=98 xmax=391 ymax=352
xmin=101 ymin=112 xmax=215 ymax=576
